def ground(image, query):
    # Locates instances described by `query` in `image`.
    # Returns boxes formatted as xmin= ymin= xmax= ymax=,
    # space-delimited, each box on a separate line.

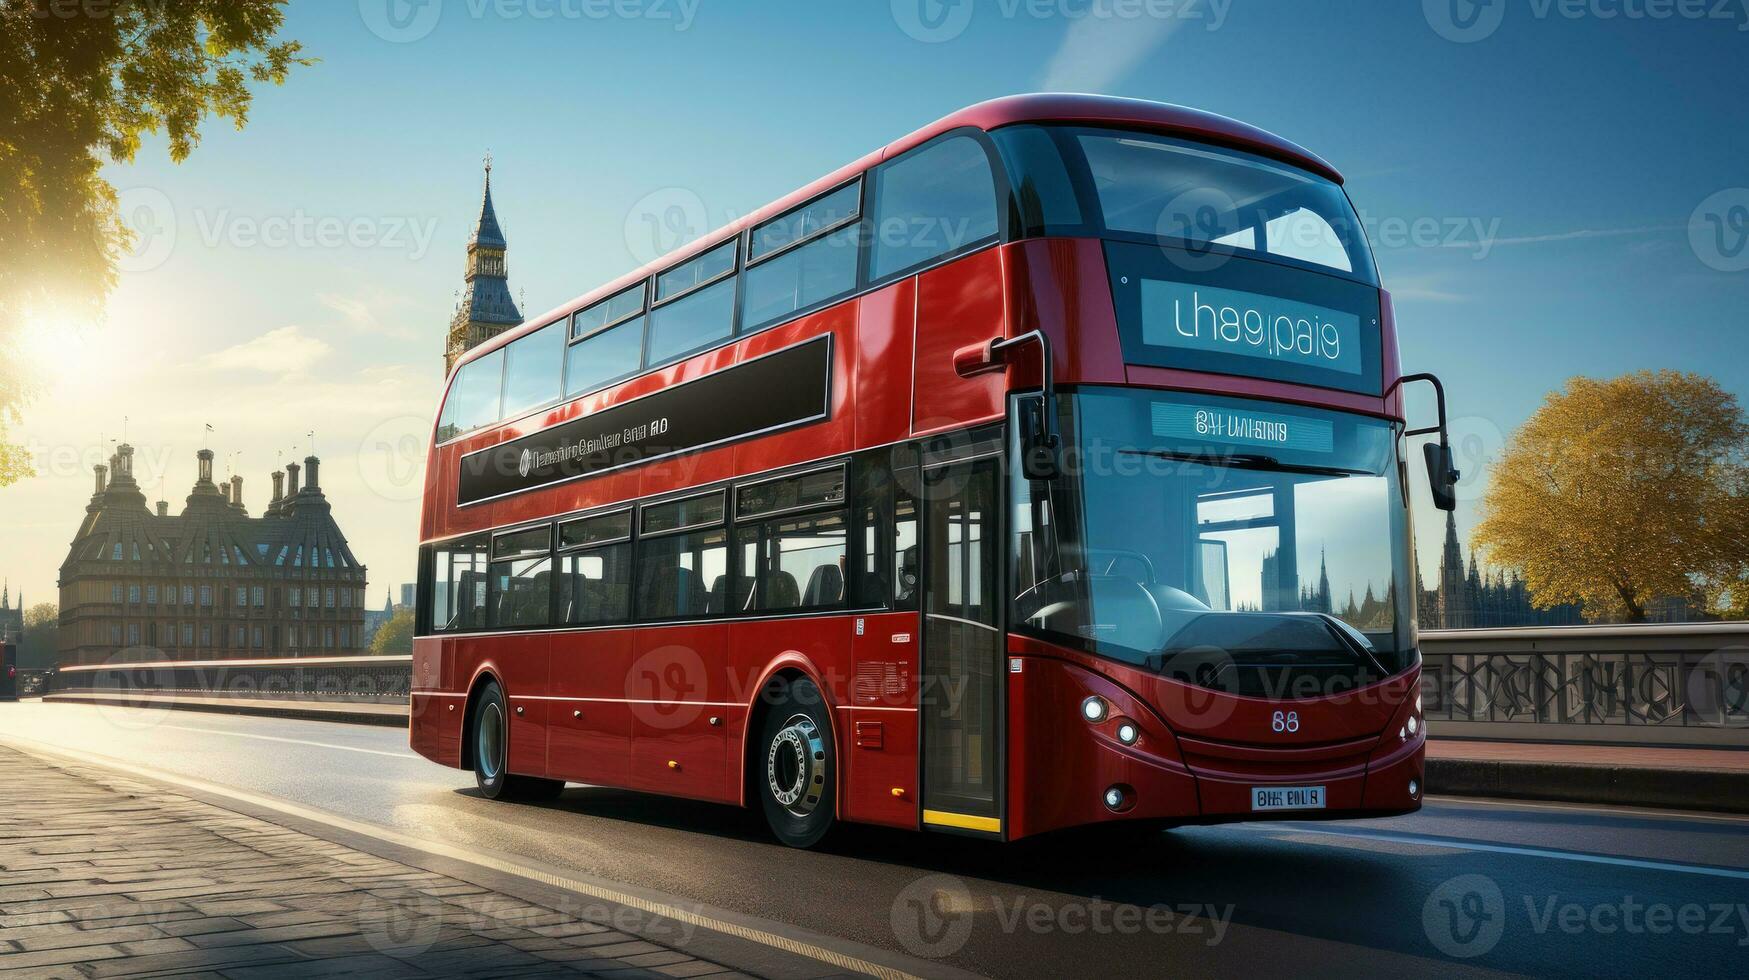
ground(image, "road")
xmin=3 ymin=701 xmax=1747 ymax=979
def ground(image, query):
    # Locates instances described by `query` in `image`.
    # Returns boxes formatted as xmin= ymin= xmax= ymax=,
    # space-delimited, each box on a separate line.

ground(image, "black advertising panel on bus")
xmin=456 ymin=336 xmax=832 ymax=507
xmin=1104 ymin=241 xmax=1384 ymax=396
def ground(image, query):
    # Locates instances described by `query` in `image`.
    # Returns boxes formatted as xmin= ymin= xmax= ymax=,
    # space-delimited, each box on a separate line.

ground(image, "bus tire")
xmin=756 ymin=676 xmax=836 ymax=848
xmin=471 ymin=679 xmax=564 ymax=802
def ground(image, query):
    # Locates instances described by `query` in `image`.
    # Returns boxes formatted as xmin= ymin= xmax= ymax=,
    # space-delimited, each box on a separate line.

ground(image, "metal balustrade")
xmin=1420 ymin=624 xmax=1749 ymax=746
xmin=53 ymin=654 xmax=413 ymax=704
xmin=24 ymin=626 xmax=1749 ymax=748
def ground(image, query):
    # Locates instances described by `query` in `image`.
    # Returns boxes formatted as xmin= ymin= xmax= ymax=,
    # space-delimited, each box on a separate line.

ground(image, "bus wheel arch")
xmin=459 ymin=669 xmax=502 ymax=773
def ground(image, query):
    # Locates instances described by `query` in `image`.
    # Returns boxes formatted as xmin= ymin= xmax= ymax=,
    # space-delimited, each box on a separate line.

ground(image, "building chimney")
xmin=303 ymin=455 xmax=320 ymax=493
xmin=231 ymin=475 xmax=244 ymax=510
xmin=271 ymin=470 xmax=284 ymax=502
xmin=117 ymin=443 xmax=134 ymax=479
xmin=286 ymin=461 xmax=301 ymax=496
xmin=197 ymin=448 xmax=215 ymax=486
xmin=156 ymin=501 xmax=169 ymax=517
xmin=221 ymin=482 xmax=232 ymax=505
xmin=94 ymin=463 xmax=108 ymax=495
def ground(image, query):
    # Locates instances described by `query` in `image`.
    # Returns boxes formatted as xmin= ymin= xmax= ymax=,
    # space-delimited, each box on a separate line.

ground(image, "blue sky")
xmin=6 ymin=0 xmax=1747 ymax=604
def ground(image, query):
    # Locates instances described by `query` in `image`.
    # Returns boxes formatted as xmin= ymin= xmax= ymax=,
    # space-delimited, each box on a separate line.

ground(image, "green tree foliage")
xmin=371 ymin=608 xmax=413 ymax=656
xmin=0 ymin=0 xmax=309 ymax=485
xmin=18 ymin=601 xmax=58 ymax=668
xmin=1474 ymin=371 xmax=1749 ymax=622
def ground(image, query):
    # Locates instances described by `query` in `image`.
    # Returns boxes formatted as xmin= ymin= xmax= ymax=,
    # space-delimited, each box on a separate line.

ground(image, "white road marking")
xmin=1245 ymin=824 xmax=1749 ymax=881
xmin=154 ymin=723 xmax=419 ymax=760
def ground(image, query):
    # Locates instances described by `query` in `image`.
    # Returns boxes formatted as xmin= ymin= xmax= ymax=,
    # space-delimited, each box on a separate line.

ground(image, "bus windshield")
xmin=1013 ymin=388 xmax=1416 ymax=698
xmin=1071 ymin=128 xmax=1376 ymax=284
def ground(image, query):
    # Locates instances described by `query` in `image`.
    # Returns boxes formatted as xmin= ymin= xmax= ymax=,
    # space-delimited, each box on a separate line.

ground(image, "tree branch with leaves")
xmin=0 ymin=0 xmax=311 ymax=486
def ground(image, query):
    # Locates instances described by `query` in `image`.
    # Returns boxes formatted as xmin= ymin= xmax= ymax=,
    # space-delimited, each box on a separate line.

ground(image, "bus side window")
xmin=557 ymin=509 xmax=634 ymax=626
xmin=429 ymin=536 xmax=489 ymax=631
xmin=867 ymin=134 xmax=1000 ymax=282
xmin=636 ymin=491 xmax=729 ymax=620
xmin=735 ymin=466 xmax=849 ymax=613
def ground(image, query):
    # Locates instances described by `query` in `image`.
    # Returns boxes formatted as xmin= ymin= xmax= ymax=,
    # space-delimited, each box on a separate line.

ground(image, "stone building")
xmin=443 ymin=158 xmax=522 ymax=374
xmin=56 ymin=444 xmax=368 ymax=666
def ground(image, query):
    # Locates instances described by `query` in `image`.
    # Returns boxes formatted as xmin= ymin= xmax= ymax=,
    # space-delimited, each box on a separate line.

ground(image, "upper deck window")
xmin=868 ymin=134 xmax=999 ymax=282
xmin=1074 ymin=130 xmax=1376 ymax=285
xmin=501 ymin=322 xmax=564 ymax=418
xmin=572 ymin=283 xmax=645 ymax=337
xmin=649 ymin=240 xmax=738 ymax=364
xmin=438 ymin=348 xmax=505 ymax=441
xmin=744 ymin=181 xmax=862 ymax=330
xmin=566 ymin=284 xmax=647 ymax=399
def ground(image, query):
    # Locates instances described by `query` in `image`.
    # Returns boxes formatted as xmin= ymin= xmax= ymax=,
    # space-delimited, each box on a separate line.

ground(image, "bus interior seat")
xmin=708 ymin=575 xmax=754 ymax=614
xmin=764 ymin=570 xmax=801 ymax=609
xmin=802 ymin=564 xmax=844 ymax=606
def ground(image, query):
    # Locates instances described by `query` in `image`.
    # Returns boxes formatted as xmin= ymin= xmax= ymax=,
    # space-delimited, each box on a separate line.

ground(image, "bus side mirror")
xmin=957 ymin=331 xmax=1062 ymax=482
xmin=1423 ymin=441 xmax=1460 ymax=512
xmin=1019 ymin=396 xmax=1060 ymax=482
xmin=1390 ymin=372 xmax=1460 ymax=512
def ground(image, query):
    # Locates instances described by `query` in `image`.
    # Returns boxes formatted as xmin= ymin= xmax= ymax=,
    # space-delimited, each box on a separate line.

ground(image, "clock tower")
xmin=444 ymin=156 xmax=522 ymax=374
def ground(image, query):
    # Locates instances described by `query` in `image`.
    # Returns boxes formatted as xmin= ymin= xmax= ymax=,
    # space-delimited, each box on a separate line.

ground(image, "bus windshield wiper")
xmin=1122 ymin=449 xmax=1369 ymax=478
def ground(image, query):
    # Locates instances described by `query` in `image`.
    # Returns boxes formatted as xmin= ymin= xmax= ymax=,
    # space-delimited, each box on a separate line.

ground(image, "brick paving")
xmin=0 ymin=746 xmax=750 ymax=978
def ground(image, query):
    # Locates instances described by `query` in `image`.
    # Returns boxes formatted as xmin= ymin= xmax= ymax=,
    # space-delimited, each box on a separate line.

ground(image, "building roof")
xmin=451 ymin=93 xmax=1346 ymax=376
xmin=60 ymin=446 xmax=365 ymax=586
xmin=469 ymin=162 xmax=508 ymax=250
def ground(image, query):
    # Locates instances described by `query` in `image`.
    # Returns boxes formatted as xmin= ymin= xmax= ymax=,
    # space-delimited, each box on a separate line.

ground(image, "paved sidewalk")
xmin=0 ymin=745 xmax=748 ymax=978
xmin=1428 ymin=739 xmax=1749 ymax=771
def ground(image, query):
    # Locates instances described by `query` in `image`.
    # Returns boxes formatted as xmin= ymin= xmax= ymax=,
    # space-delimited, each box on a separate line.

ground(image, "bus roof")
xmin=452 ymin=94 xmax=1343 ymax=375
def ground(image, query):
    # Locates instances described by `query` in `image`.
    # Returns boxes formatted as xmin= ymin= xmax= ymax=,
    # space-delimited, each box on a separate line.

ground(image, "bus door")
xmin=918 ymin=451 xmax=1004 ymax=835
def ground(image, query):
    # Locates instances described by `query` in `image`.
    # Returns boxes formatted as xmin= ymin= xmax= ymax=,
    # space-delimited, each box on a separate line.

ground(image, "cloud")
xmin=318 ymin=290 xmax=417 ymax=339
xmin=1442 ymin=224 xmax=1681 ymax=250
xmin=198 ymin=325 xmax=332 ymax=378
xmin=1386 ymin=275 xmax=1465 ymax=304
xmin=1040 ymin=13 xmax=1186 ymax=92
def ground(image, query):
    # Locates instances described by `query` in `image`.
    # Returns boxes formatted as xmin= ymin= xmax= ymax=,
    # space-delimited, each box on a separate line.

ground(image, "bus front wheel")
xmin=756 ymin=676 xmax=836 ymax=848
xmin=471 ymin=679 xmax=564 ymax=802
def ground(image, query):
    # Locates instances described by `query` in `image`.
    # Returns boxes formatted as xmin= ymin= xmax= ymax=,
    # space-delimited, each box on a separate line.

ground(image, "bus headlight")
xmin=1081 ymin=696 xmax=1108 ymax=723
xmin=1408 ymin=778 xmax=1420 ymax=799
xmin=1104 ymin=784 xmax=1134 ymax=811
xmin=1407 ymin=715 xmax=1419 ymax=736
xmin=1115 ymin=721 xmax=1139 ymax=745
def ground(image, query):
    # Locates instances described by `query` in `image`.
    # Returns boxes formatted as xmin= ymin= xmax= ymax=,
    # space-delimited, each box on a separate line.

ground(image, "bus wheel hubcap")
xmin=767 ymin=714 xmax=825 ymax=817
xmin=479 ymin=702 xmax=505 ymax=781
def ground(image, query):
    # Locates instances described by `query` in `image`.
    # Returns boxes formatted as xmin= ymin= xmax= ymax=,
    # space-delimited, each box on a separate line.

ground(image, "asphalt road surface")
xmin=3 ymin=701 xmax=1746 ymax=979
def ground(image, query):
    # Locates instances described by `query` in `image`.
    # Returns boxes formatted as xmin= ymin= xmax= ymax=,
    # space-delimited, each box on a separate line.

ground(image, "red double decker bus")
xmin=410 ymin=95 xmax=1457 ymax=846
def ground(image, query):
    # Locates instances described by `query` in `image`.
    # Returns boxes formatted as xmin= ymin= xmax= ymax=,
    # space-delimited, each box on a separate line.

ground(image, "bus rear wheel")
xmin=757 ymin=677 xmax=835 ymax=848
xmin=471 ymin=679 xmax=564 ymax=802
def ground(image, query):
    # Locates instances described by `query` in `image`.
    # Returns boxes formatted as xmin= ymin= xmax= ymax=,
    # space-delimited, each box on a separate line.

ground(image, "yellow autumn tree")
xmin=1473 ymin=371 xmax=1749 ymax=622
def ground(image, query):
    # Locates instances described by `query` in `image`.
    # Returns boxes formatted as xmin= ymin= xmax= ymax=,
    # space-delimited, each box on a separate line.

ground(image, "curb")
xmin=1427 ymin=758 xmax=1749 ymax=815
xmin=42 ymin=692 xmax=408 ymax=728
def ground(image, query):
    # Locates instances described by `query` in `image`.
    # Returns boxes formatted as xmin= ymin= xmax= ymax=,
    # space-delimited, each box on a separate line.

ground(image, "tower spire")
xmin=445 ymin=153 xmax=522 ymax=374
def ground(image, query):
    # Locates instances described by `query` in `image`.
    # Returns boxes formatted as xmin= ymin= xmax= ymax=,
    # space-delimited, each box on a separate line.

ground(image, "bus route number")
xmin=1271 ymin=710 xmax=1300 ymax=734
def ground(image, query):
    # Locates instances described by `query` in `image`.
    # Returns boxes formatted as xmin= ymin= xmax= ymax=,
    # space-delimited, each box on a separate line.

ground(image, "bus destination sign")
xmin=456 ymin=336 xmax=832 ymax=506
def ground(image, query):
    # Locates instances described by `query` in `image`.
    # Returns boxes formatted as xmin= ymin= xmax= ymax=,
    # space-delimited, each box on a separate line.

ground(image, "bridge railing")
xmin=1420 ymin=623 xmax=1749 ymax=747
xmin=34 ymin=627 xmax=1749 ymax=747
xmin=53 ymin=655 xmax=413 ymax=704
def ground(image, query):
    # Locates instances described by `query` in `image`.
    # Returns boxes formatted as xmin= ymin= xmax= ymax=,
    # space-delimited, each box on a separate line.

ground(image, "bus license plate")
xmin=1251 ymin=785 xmax=1325 ymax=811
